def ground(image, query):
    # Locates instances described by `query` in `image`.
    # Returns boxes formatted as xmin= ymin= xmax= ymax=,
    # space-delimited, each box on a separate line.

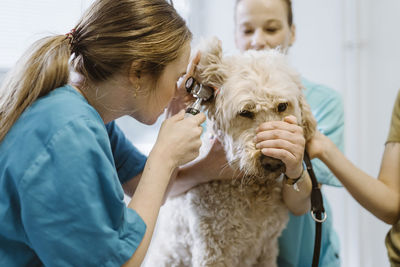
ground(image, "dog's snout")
xmin=260 ymin=155 xmax=285 ymax=172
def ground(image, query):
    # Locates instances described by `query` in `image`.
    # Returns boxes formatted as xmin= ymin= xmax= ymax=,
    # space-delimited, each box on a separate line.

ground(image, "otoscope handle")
xmin=185 ymin=107 xmax=200 ymax=116
xmin=185 ymin=98 xmax=202 ymax=117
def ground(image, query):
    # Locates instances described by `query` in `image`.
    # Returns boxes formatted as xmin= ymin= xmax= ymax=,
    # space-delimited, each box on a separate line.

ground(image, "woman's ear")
xmin=299 ymin=92 xmax=317 ymax=142
xmin=128 ymin=60 xmax=142 ymax=85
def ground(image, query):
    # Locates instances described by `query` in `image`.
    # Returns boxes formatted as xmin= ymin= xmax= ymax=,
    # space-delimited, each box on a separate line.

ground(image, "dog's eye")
xmin=277 ymin=102 xmax=288 ymax=112
xmin=239 ymin=110 xmax=254 ymax=119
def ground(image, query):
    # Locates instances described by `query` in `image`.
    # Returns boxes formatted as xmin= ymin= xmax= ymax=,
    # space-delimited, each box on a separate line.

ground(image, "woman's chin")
xmin=147 ymin=118 xmax=158 ymax=125
xmin=133 ymin=114 xmax=159 ymax=125
xmin=137 ymin=118 xmax=156 ymax=125
xmin=129 ymin=108 xmax=164 ymax=125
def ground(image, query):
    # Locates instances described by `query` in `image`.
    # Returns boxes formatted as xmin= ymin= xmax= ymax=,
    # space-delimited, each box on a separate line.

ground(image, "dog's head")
xmin=193 ymin=37 xmax=316 ymax=182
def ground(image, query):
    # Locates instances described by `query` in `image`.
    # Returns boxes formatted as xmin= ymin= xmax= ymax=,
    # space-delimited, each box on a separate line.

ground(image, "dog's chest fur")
xmin=186 ymin=180 xmax=286 ymax=228
xmin=144 ymin=172 xmax=289 ymax=267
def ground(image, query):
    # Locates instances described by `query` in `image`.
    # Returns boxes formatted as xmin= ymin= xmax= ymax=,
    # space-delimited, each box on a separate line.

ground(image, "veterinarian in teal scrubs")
xmin=0 ymin=0 xmax=208 ymax=266
xmin=234 ymin=0 xmax=344 ymax=266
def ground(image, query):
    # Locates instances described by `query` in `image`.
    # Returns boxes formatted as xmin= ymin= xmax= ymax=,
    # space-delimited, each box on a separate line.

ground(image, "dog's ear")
xmin=193 ymin=37 xmax=228 ymax=89
xmin=299 ymin=92 xmax=317 ymax=142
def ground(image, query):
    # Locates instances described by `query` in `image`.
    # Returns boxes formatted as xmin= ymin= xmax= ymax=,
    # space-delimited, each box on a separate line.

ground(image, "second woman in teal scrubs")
xmin=234 ymin=0 xmax=344 ymax=266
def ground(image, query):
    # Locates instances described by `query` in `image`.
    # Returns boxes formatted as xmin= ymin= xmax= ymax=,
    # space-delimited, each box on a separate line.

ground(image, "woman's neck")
xmin=69 ymin=73 xmax=130 ymax=124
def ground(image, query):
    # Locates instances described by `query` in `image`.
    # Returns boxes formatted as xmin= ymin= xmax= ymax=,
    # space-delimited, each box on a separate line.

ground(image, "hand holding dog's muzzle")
xmin=255 ymin=116 xmax=305 ymax=179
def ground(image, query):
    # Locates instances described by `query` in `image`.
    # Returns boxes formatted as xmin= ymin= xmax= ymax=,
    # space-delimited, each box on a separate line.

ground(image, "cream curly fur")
xmin=143 ymin=38 xmax=316 ymax=267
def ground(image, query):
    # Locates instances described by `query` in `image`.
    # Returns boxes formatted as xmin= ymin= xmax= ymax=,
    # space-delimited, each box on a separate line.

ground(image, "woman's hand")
xmin=166 ymin=51 xmax=201 ymax=118
xmin=151 ymin=110 xmax=206 ymax=169
xmin=255 ymin=115 xmax=305 ymax=178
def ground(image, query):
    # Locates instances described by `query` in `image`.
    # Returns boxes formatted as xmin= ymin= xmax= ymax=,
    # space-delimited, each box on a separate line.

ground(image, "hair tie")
xmin=65 ymin=29 xmax=76 ymax=45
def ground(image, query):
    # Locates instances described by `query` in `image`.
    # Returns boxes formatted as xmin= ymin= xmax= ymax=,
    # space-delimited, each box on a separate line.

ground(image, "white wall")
xmin=0 ymin=0 xmax=95 ymax=69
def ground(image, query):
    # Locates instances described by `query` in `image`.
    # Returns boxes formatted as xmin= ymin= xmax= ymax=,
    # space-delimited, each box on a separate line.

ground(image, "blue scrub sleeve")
xmin=309 ymin=88 xmax=344 ymax=187
xmin=19 ymin=119 xmax=146 ymax=267
xmin=106 ymin=121 xmax=147 ymax=184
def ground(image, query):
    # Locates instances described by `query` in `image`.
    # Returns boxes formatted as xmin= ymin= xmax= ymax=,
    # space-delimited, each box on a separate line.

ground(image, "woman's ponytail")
xmin=0 ymin=35 xmax=71 ymax=142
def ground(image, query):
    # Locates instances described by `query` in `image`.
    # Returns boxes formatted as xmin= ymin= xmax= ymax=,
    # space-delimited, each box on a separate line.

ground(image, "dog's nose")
xmin=260 ymin=155 xmax=285 ymax=172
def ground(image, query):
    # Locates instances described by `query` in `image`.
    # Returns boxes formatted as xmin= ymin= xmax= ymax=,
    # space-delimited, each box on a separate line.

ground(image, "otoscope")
xmin=184 ymin=77 xmax=215 ymax=116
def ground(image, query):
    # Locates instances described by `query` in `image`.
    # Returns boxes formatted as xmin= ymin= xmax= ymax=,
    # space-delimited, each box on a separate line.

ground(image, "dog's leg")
xmin=189 ymin=218 xmax=225 ymax=267
xmin=253 ymin=205 xmax=289 ymax=267
xmin=187 ymin=185 xmax=234 ymax=267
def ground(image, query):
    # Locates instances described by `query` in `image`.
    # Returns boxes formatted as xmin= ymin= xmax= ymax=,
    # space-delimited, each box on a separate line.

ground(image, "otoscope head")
xmin=184 ymin=76 xmax=215 ymax=116
xmin=185 ymin=76 xmax=214 ymax=101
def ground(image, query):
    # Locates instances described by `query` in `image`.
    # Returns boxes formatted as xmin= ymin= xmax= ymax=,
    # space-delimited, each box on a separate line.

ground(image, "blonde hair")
xmin=0 ymin=0 xmax=191 ymax=143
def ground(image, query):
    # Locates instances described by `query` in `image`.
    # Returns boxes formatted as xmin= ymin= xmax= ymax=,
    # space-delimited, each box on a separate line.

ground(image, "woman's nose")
xmin=250 ymin=29 xmax=269 ymax=50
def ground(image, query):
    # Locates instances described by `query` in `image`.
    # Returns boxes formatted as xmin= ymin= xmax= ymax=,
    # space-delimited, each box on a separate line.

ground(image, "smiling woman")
xmin=235 ymin=0 xmax=295 ymax=51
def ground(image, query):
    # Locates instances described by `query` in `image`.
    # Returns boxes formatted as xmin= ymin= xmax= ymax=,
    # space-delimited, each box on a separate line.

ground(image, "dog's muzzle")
xmin=259 ymin=155 xmax=286 ymax=173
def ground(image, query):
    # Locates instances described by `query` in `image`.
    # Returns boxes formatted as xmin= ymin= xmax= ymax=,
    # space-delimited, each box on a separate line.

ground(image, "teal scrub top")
xmin=277 ymin=78 xmax=344 ymax=267
xmin=0 ymin=85 xmax=147 ymax=266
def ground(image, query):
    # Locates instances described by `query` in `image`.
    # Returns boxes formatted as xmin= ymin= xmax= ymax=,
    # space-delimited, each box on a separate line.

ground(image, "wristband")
xmin=284 ymin=165 xmax=306 ymax=191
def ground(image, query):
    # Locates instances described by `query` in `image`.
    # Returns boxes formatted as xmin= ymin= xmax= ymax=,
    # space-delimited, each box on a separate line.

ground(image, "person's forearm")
xmin=167 ymin=163 xmax=205 ymax=198
xmin=321 ymin=139 xmax=399 ymax=224
xmin=282 ymin=172 xmax=312 ymax=215
xmin=166 ymin=157 xmax=213 ymax=198
xmin=122 ymin=173 xmax=141 ymax=197
xmin=123 ymin=154 xmax=175 ymax=267
xmin=167 ymin=154 xmax=238 ymax=198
